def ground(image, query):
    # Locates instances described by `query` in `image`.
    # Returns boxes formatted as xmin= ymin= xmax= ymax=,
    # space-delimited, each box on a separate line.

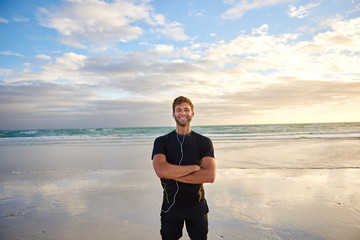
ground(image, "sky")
xmin=0 ymin=0 xmax=359 ymax=130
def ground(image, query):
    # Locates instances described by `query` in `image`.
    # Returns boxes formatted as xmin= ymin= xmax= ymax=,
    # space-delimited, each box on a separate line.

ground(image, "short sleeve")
xmin=201 ymin=137 xmax=215 ymax=159
xmin=151 ymin=136 xmax=166 ymax=160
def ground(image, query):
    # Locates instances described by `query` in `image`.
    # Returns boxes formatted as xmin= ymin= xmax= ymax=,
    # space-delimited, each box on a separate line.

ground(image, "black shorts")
xmin=160 ymin=200 xmax=209 ymax=240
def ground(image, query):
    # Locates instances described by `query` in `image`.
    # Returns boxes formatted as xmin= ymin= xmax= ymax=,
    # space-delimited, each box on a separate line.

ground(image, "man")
xmin=151 ymin=96 xmax=216 ymax=240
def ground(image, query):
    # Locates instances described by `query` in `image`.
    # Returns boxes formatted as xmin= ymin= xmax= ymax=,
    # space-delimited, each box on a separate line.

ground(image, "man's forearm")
xmin=153 ymin=154 xmax=201 ymax=179
xmin=154 ymin=161 xmax=200 ymax=179
xmin=175 ymin=168 xmax=215 ymax=184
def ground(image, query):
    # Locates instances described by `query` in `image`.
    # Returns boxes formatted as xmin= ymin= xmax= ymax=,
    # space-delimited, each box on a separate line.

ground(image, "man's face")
xmin=173 ymin=102 xmax=194 ymax=127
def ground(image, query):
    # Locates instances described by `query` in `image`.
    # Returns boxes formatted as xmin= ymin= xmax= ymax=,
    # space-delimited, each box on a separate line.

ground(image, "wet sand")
xmin=1 ymin=140 xmax=360 ymax=239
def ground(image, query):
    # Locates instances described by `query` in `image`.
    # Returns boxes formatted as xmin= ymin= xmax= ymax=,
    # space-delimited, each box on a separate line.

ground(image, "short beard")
xmin=175 ymin=116 xmax=192 ymax=127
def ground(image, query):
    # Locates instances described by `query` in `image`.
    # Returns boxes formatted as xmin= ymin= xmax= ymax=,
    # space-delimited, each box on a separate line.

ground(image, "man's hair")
xmin=172 ymin=96 xmax=194 ymax=113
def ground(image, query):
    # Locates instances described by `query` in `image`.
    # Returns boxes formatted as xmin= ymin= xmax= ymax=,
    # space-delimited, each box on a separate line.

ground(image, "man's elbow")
xmin=208 ymin=176 xmax=215 ymax=183
xmin=207 ymin=172 xmax=216 ymax=183
xmin=154 ymin=168 xmax=167 ymax=179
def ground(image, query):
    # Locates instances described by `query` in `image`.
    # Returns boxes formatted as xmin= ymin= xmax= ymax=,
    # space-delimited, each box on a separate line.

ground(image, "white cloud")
xmin=188 ymin=9 xmax=205 ymax=17
xmin=55 ymin=52 xmax=86 ymax=68
xmin=37 ymin=0 xmax=189 ymax=49
xmin=288 ymin=2 xmax=321 ymax=19
xmin=13 ymin=16 xmax=29 ymax=22
xmin=59 ymin=38 xmax=88 ymax=49
xmin=5 ymin=17 xmax=360 ymax=91
xmin=154 ymin=22 xmax=189 ymax=41
xmin=223 ymin=0 xmax=236 ymax=4
xmin=172 ymin=59 xmax=185 ymax=63
xmin=347 ymin=1 xmax=360 ymax=14
xmin=155 ymin=44 xmax=174 ymax=52
xmin=0 ymin=16 xmax=9 ymax=23
xmin=37 ymin=1 xmax=144 ymax=46
xmin=2 ymin=52 xmax=88 ymax=85
xmin=204 ymin=16 xmax=360 ymax=81
xmin=36 ymin=54 xmax=52 ymax=60
xmin=222 ymin=0 xmax=290 ymax=20
xmin=0 ymin=50 xmax=24 ymax=57
xmin=0 ymin=69 xmax=13 ymax=76
xmin=251 ymin=24 xmax=269 ymax=35
xmin=1 ymin=12 xmax=360 ymax=128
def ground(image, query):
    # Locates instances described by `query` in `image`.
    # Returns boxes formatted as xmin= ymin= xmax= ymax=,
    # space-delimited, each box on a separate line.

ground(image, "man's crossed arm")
xmin=152 ymin=154 xmax=216 ymax=184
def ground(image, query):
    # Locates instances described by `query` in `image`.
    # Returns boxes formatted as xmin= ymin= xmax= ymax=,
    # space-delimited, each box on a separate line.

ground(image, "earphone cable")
xmin=161 ymin=126 xmax=188 ymax=213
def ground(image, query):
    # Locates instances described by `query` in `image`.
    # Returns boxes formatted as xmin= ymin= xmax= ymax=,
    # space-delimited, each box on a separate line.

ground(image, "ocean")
xmin=1 ymin=122 xmax=360 ymax=145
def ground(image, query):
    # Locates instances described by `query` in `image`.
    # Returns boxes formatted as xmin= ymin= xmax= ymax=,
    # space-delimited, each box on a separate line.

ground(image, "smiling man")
xmin=152 ymin=96 xmax=216 ymax=240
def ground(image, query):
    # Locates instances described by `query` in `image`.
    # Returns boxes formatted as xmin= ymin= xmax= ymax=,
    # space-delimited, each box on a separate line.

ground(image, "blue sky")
xmin=1 ymin=0 xmax=360 ymax=130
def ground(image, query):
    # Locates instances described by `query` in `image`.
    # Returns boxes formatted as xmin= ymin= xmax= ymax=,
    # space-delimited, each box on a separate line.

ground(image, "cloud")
xmin=202 ymin=17 xmax=360 ymax=83
xmin=59 ymin=38 xmax=88 ymax=49
xmin=212 ymin=79 xmax=360 ymax=124
xmin=36 ymin=0 xmax=189 ymax=49
xmin=222 ymin=0 xmax=290 ymax=20
xmin=13 ymin=16 xmax=29 ymax=22
xmin=0 ymin=50 xmax=24 ymax=57
xmin=251 ymin=24 xmax=269 ymax=35
xmin=1 ymin=15 xmax=360 ymax=129
xmin=154 ymin=44 xmax=174 ymax=52
xmin=288 ymin=2 xmax=321 ymax=19
xmin=2 ymin=52 xmax=88 ymax=85
xmin=153 ymin=22 xmax=189 ymax=41
xmin=6 ymin=17 xmax=360 ymax=89
xmin=188 ymin=9 xmax=205 ymax=17
xmin=0 ymin=80 xmax=172 ymax=129
xmin=37 ymin=1 xmax=144 ymax=46
xmin=0 ymin=69 xmax=14 ymax=76
xmin=0 ymin=16 xmax=9 ymax=23
xmin=222 ymin=80 xmax=360 ymax=109
xmin=36 ymin=54 xmax=52 ymax=60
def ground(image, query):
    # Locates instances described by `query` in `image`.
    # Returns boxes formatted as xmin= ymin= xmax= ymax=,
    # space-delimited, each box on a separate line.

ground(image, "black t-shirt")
xmin=152 ymin=130 xmax=214 ymax=208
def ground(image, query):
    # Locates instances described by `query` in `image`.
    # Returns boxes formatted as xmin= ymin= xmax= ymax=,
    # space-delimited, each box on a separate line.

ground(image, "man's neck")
xmin=176 ymin=125 xmax=192 ymax=135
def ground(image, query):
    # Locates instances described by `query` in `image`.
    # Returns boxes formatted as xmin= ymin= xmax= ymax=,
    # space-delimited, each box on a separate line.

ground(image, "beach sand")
xmin=1 ymin=140 xmax=360 ymax=239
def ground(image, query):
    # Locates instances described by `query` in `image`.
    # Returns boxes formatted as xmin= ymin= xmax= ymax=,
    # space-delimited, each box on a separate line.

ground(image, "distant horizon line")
xmin=1 ymin=121 xmax=359 ymax=131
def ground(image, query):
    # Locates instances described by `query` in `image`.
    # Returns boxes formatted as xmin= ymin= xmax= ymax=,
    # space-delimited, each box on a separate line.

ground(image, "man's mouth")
xmin=175 ymin=115 xmax=192 ymax=126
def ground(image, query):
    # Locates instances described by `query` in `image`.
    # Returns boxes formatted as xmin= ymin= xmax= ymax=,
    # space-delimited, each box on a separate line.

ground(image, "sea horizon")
xmin=1 ymin=120 xmax=359 ymax=132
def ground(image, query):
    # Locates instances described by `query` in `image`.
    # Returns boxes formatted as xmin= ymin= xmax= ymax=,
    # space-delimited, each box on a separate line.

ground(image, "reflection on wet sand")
xmin=207 ymin=168 xmax=360 ymax=240
xmin=1 ymin=139 xmax=360 ymax=239
xmin=1 ymin=168 xmax=359 ymax=239
xmin=0 ymin=170 xmax=161 ymax=240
